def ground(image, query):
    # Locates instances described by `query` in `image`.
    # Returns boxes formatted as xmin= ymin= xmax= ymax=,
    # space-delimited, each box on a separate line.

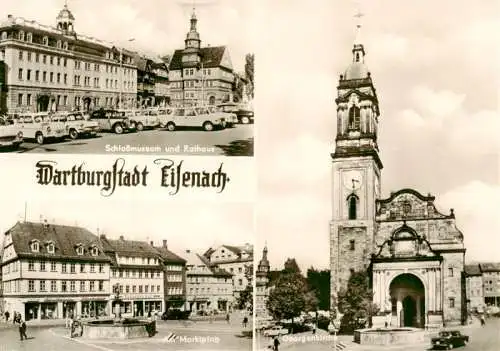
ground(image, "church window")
xmin=349 ymin=240 xmax=355 ymax=251
xmin=348 ymin=106 xmax=361 ymax=130
xmin=448 ymin=297 xmax=455 ymax=308
xmin=448 ymin=267 xmax=453 ymax=277
xmin=348 ymin=195 xmax=358 ymax=220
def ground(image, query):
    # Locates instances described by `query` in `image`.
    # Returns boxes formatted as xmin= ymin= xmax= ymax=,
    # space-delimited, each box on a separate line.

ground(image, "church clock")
xmin=342 ymin=170 xmax=363 ymax=190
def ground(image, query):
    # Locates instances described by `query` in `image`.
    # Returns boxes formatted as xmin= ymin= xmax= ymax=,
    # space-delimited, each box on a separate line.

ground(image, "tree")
xmin=236 ymin=284 xmax=253 ymax=312
xmin=267 ymin=271 xmax=307 ymax=322
xmin=244 ymin=53 xmax=254 ymax=99
xmin=306 ymin=268 xmax=331 ymax=311
xmin=337 ymin=270 xmax=378 ymax=333
xmin=232 ymin=73 xmax=245 ymax=103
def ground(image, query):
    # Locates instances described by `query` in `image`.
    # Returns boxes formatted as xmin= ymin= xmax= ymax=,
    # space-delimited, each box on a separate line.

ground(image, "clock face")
xmin=342 ymin=170 xmax=363 ymax=190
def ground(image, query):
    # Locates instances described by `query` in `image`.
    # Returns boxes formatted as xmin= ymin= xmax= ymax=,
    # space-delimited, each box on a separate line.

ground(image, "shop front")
xmin=81 ymin=300 xmax=108 ymax=318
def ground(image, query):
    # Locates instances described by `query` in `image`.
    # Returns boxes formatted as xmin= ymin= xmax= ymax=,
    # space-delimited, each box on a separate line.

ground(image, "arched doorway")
xmin=208 ymin=96 xmax=215 ymax=105
xmin=389 ymin=273 xmax=425 ymax=328
xmin=83 ymin=97 xmax=91 ymax=111
xmin=37 ymin=95 xmax=50 ymax=112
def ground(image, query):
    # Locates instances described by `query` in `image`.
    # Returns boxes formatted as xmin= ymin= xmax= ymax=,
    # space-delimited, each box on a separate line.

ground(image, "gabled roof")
xmin=5 ymin=221 xmax=109 ymax=262
xmin=169 ymin=46 xmax=227 ymax=71
xmin=479 ymin=262 xmax=500 ymax=272
xmin=100 ymin=236 xmax=160 ymax=259
xmin=154 ymin=246 xmax=186 ymax=264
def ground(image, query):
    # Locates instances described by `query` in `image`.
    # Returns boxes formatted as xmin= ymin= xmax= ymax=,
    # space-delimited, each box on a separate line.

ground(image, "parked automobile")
xmin=89 ymin=109 xmax=135 ymax=134
xmin=52 ymin=112 xmax=99 ymax=139
xmin=0 ymin=117 xmax=23 ymax=149
xmin=218 ymin=102 xmax=254 ymax=124
xmin=161 ymin=309 xmax=190 ymax=320
xmin=157 ymin=108 xmax=174 ymax=128
xmin=15 ymin=113 xmax=67 ymax=145
xmin=431 ymin=330 xmax=469 ymax=349
xmin=208 ymin=106 xmax=238 ymax=127
xmin=124 ymin=109 xmax=160 ymax=131
xmin=165 ymin=106 xmax=226 ymax=132
xmin=262 ymin=325 xmax=289 ymax=337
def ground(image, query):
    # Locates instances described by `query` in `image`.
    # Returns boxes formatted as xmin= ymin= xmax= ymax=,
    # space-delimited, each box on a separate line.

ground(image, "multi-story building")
xmin=100 ymin=235 xmax=164 ymax=317
xmin=1 ymin=221 xmax=111 ymax=321
xmin=479 ymin=263 xmax=500 ymax=307
xmin=153 ymin=240 xmax=186 ymax=311
xmin=0 ymin=4 xmax=137 ymax=114
xmin=133 ymin=54 xmax=155 ymax=107
xmin=182 ymin=249 xmax=233 ymax=313
xmin=255 ymin=246 xmax=270 ymax=319
xmin=152 ymin=60 xmax=170 ymax=106
xmin=168 ymin=10 xmax=235 ymax=107
xmin=203 ymin=244 xmax=253 ymax=300
xmin=464 ymin=264 xmax=484 ymax=312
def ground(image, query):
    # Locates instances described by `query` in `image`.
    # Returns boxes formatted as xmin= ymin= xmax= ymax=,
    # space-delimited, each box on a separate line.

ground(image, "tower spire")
xmin=354 ymin=9 xmax=364 ymax=45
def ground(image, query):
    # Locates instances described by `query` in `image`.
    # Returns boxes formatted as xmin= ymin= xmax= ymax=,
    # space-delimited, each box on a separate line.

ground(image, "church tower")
xmin=56 ymin=2 xmax=75 ymax=35
xmin=182 ymin=8 xmax=201 ymax=67
xmin=255 ymin=246 xmax=270 ymax=318
xmin=330 ymin=12 xmax=382 ymax=314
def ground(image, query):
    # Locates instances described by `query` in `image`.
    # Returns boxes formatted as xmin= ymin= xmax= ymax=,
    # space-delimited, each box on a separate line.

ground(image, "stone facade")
xmin=330 ymin=37 xmax=467 ymax=328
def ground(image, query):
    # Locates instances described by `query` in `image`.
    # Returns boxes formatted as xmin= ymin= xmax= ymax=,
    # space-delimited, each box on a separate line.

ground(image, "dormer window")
xmin=63 ymin=42 xmax=68 ymax=50
xmin=76 ymin=245 xmax=84 ymax=255
xmin=30 ymin=240 xmax=40 ymax=252
xmin=19 ymin=31 xmax=24 ymax=41
xmin=47 ymin=243 xmax=55 ymax=254
xmin=43 ymin=36 xmax=48 ymax=45
xmin=57 ymin=40 xmax=62 ymax=49
xmin=91 ymin=246 xmax=98 ymax=256
xmin=1 ymin=32 xmax=6 ymax=40
xmin=26 ymin=33 xmax=32 ymax=42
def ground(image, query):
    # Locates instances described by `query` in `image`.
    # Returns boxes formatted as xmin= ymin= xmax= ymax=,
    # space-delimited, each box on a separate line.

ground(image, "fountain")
xmin=80 ymin=284 xmax=156 ymax=339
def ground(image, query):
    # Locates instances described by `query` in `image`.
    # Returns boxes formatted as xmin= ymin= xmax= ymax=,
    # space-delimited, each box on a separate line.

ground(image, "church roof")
xmin=169 ymin=46 xmax=228 ymax=70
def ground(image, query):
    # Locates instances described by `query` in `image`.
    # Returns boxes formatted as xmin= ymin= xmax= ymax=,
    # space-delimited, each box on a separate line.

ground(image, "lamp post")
xmin=119 ymin=38 xmax=135 ymax=109
xmin=198 ymin=60 xmax=212 ymax=106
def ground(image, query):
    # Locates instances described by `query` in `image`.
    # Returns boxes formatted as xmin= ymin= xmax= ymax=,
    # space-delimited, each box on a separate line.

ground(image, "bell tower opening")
xmin=56 ymin=1 xmax=75 ymax=35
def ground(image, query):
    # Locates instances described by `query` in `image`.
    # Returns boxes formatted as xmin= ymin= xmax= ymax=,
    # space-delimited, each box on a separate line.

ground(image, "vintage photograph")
xmin=0 ymin=0 xmax=255 ymax=156
xmin=0 ymin=197 xmax=254 ymax=351
xmin=255 ymin=1 xmax=499 ymax=351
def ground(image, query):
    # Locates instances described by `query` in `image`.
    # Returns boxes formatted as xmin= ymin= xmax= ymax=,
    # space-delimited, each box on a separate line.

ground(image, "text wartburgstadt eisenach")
xmin=34 ymin=158 xmax=230 ymax=197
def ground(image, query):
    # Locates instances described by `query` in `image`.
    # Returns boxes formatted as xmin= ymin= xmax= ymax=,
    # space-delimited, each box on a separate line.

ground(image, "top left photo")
xmin=0 ymin=0 xmax=255 ymax=156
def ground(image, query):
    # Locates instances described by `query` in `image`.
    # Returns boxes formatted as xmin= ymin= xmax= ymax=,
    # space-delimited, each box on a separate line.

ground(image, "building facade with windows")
xmin=203 ymin=244 xmax=253 ymax=300
xmin=168 ymin=10 xmax=235 ymax=107
xmin=152 ymin=61 xmax=170 ymax=107
xmin=464 ymin=264 xmax=484 ymax=312
xmin=0 ymin=4 xmax=136 ymax=114
xmin=100 ymin=235 xmax=164 ymax=318
xmin=330 ymin=33 xmax=467 ymax=329
xmin=479 ymin=263 xmax=500 ymax=307
xmin=182 ymin=249 xmax=233 ymax=314
xmin=153 ymin=240 xmax=186 ymax=311
xmin=1 ymin=221 xmax=111 ymax=321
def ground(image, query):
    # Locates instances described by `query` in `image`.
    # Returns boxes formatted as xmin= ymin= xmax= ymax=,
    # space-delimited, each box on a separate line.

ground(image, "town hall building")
xmin=329 ymin=31 xmax=466 ymax=329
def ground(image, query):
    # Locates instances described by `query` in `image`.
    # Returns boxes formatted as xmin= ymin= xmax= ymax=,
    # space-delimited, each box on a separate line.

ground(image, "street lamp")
xmin=119 ymin=38 xmax=135 ymax=109
xmin=198 ymin=60 xmax=212 ymax=106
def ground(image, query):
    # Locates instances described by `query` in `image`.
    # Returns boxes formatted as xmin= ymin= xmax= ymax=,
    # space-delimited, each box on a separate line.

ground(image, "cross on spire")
xmin=353 ymin=3 xmax=364 ymax=44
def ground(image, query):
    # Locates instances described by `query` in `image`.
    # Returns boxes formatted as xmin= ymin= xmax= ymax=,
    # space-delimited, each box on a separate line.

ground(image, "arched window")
xmin=43 ymin=36 xmax=48 ymax=45
xmin=19 ymin=31 xmax=25 ymax=41
xmin=355 ymin=53 xmax=360 ymax=62
xmin=26 ymin=33 xmax=32 ymax=42
xmin=1 ymin=32 xmax=7 ymax=40
xmin=347 ymin=194 xmax=358 ymax=220
xmin=348 ymin=106 xmax=361 ymax=130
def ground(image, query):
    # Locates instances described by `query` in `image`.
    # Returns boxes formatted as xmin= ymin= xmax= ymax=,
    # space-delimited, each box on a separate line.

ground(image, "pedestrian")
xmin=242 ymin=316 xmax=248 ymax=328
xmin=12 ymin=310 xmax=16 ymax=324
xmin=69 ymin=315 xmax=75 ymax=337
xmin=4 ymin=311 xmax=9 ymax=323
xmin=18 ymin=318 xmax=28 ymax=341
xmin=480 ymin=314 xmax=485 ymax=326
xmin=226 ymin=313 xmax=230 ymax=324
xmin=273 ymin=335 xmax=280 ymax=351
xmin=312 ymin=323 xmax=316 ymax=335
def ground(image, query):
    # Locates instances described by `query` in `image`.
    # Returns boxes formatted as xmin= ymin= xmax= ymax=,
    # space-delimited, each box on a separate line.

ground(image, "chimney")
xmin=186 ymin=249 xmax=190 ymax=253
xmin=163 ymin=240 xmax=167 ymax=248
xmin=100 ymin=234 xmax=106 ymax=240
xmin=119 ymin=235 xmax=124 ymax=241
xmin=43 ymin=219 xmax=49 ymax=229
xmin=150 ymin=241 xmax=154 ymax=246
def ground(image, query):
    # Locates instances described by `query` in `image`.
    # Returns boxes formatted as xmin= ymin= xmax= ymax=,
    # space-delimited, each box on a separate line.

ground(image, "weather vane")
xmin=353 ymin=1 xmax=364 ymax=44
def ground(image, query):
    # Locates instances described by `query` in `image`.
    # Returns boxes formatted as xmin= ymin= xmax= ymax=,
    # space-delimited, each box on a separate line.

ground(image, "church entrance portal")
xmin=389 ymin=273 xmax=425 ymax=328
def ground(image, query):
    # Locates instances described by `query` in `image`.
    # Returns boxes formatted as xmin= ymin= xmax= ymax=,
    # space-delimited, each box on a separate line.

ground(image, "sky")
xmin=0 ymin=0 xmax=254 ymax=72
xmin=254 ymin=0 xmax=500 ymax=271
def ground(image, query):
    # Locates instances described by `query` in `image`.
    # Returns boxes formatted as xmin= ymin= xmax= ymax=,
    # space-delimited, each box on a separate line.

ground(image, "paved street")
xmin=8 ymin=124 xmax=253 ymax=156
xmin=256 ymin=318 xmax=500 ymax=351
xmin=0 ymin=318 xmax=252 ymax=351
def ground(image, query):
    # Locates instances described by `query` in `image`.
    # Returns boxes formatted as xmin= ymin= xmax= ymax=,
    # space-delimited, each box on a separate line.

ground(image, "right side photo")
xmin=255 ymin=1 xmax=499 ymax=351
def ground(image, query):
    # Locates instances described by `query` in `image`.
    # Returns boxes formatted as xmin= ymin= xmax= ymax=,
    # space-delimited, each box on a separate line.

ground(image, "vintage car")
xmin=207 ymin=106 xmax=238 ymax=127
xmin=165 ymin=106 xmax=226 ymax=131
xmin=431 ymin=330 xmax=469 ymax=349
xmin=52 ymin=112 xmax=99 ymax=139
xmin=157 ymin=108 xmax=174 ymax=128
xmin=218 ymin=102 xmax=254 ymax=124
xmin=262 ymin=325 xmax=289 ymax=337
xmin=89 ymin=109 xmax=135 ymax=134
xmin=0 ymin=117 xmax=23 ymax=149
xmin=15 ymin=113 xmax=67 ymax=144
xmin=122 ymin=109 xmax=160 ymax=131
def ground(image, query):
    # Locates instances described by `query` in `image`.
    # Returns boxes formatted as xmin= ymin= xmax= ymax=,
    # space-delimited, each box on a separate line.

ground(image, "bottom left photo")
xmin=0 ymin=198 xmax=254 ymax=351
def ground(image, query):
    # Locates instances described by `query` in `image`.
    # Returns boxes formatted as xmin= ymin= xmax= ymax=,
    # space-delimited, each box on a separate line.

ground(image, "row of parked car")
xmin=0 ymin=103 xmax=254 ymax=148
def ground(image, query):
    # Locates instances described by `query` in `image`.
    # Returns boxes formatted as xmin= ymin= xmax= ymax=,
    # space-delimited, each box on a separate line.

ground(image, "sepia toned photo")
xmin=256 ymin=1 xmax=499 ymax=351
xmin=0 ymin=197 xmax=254 ymax=351
xmin=0 ymin=0 xmax=254 ymax=156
